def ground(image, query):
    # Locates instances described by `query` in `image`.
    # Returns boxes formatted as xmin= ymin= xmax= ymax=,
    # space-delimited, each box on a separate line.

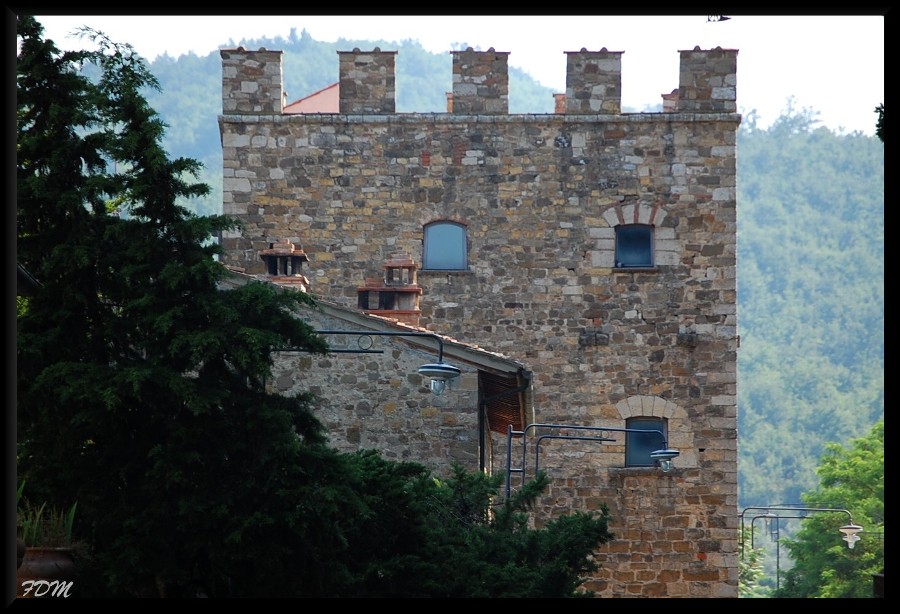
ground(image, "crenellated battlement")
xmin=338 ymin=47 xmax=397 ymax=114
xmin=220 ymin=47 xmax=284 ymax=115
xmin=565 ymin=47 xmax=623 ymax=114
xmin=221 ymin=45 xmax=738 ymax=116
xmin=677 ymin=46 xmax=738 ymax=113
xmin=451 ymin=47 xmax=510 ymax=115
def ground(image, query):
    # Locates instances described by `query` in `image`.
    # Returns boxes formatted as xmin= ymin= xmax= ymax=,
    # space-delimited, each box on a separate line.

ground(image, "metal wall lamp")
xmin=650 ymin=447 xmax=680 ymax=472
xmin=505 ymin=423 xmax=680 ymax=498
xmin=315 ymin=330 xmax=461 ymax=395
xmin=416 ymin=362 xmax=461 ymax=395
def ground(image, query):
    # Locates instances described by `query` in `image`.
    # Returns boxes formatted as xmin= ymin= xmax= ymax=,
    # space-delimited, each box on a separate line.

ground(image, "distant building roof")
xmin=284 ymin=82 xmax=339 ymax=114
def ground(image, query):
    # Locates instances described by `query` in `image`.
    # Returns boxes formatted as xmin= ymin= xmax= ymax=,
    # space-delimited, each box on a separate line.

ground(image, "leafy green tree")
xmin=739 ymin=525 xmax=772 ymax=598
xmin=16 ymin=16 xmax=612 ymax=598
xmin=774 ymin=420 xmax=884 ymax=598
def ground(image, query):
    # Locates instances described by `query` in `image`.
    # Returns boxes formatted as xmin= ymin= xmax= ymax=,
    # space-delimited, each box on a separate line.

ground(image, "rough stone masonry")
xmin=219 ymin=43 xmax=740 ymax=598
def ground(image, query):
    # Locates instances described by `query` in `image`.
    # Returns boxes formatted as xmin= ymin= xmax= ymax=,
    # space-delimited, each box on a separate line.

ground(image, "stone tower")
xmin=219 ymin=44 xmax=740 ymax=598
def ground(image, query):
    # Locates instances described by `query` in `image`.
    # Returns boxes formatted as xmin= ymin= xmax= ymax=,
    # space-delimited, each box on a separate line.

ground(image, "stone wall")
xmin=266 ymin=310 xmax=484 ymax=468
xmin=219 ymin=45 xmax=740 ymax=598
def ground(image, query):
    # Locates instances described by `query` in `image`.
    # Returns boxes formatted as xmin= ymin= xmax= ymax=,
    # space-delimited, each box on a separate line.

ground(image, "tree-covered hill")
xmin=143 ymin=31 xmax=884 ymax=511
xmin=735 ymin=105 xmax=884 ymax=506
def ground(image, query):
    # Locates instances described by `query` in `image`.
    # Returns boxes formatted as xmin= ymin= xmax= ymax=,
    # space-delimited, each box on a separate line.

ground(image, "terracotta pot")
xmin=16 ymin=547 xmax=76 ymax=598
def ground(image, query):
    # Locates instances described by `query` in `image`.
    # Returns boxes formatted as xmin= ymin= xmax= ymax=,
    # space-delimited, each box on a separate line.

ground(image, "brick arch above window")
xmin=616 ymin=394 xmax=677 ymax=421
xmin=602 ymin=202 xmax=668 ymax=228
xmin=589 ymin=203 xmax=680 ymax=269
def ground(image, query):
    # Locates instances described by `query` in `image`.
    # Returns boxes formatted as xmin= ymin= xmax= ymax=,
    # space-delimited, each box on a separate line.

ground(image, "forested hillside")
xmin=141 ymin=30 xmax=883 ymax=510
xmin=735 ymin=105 xmax=884 ymax=506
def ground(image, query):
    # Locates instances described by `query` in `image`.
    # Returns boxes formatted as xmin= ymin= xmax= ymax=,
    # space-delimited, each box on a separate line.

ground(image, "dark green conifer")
xmin=17 ymin=15 xmax=612 ymax=597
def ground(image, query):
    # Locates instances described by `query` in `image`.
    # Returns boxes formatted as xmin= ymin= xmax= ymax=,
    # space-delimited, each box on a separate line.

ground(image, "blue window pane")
xmin=616 ymin=225 xmax=653 ymax=268
xmin=424 ymin=222 xmax=467 ymax=270
xmin=625 ymin=418 xmax=667 ymax=467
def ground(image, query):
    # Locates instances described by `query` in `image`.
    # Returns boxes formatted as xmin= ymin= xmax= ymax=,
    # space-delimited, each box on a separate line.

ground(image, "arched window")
xmin=423 ymin=221 xmax=467 ymax=271
xmin=625 ymin=417 xmax=667 ymax=467
xmin=615 ymin=224 xmax=654 ymax=268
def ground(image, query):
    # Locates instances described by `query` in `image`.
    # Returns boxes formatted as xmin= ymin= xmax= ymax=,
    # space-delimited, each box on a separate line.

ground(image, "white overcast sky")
xmin=32 ymin=14 xmax=885 ymax=135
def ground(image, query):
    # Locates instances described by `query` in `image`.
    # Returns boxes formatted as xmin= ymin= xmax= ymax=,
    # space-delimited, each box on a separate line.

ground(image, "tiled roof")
xmin=283 ymin=82 xmax=339 ymax=114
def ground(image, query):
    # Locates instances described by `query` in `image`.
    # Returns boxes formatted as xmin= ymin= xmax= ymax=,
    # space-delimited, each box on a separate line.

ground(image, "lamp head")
xmin=839 ymin=523 xmax=863 ymax=549
xmin=649 ymin=448 xmax=680 ymax=472
xmin=418 ymin=362 xmax=461 ymax=396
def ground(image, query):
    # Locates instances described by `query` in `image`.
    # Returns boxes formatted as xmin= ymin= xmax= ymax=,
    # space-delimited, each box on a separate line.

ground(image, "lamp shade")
xmin=418 ymin=363 xmax=461 ymax=380
xmin=839 ymin=523 xmax=863 ymax=549
xmin=418 ymin=362 xmax=461 ymax=396
xmin=649 ymin=448 xmax=680 ymax=472
xmin=649 ymin=448 xmax=679 ymax=461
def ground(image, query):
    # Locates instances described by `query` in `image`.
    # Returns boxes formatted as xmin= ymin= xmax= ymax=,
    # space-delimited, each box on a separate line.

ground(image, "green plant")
xmin=17 ymin=482 xmax=78 ymax=548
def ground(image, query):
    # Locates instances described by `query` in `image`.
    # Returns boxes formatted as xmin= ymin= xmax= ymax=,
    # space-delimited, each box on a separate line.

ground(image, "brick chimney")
xmin=357 ymin=253 xmax=423 ymax=326
xmin=259 ymin=239 xmax=310 ymax=292
xmin=553 ymin=93 xmax=566 ymax=114
xmin=662 ymin=88 xmax=679 ymax=112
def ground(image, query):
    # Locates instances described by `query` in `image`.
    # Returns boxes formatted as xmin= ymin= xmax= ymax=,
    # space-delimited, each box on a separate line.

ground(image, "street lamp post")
xmin=739 ymin=505 xmax=863 ymax=591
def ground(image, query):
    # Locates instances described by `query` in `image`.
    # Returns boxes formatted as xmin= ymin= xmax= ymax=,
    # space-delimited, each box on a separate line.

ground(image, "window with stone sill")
xmin=615 ymin=224 xmax=654 ymax=269
xmin=625 ymin=416 xmax=667 ymax=468
xmin=423 ymin=221 xmax=467 ymax=271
